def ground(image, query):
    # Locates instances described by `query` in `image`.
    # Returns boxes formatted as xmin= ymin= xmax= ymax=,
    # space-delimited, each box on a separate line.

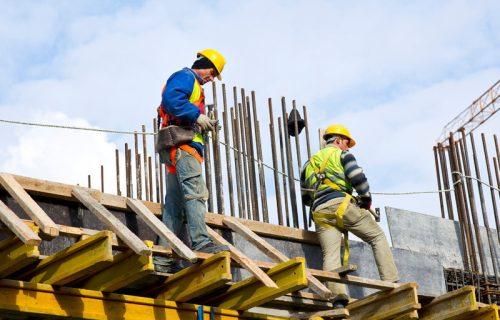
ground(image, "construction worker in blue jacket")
xmin=300 ymin=124 xmax=399 ymax=309
xmin=154 ymin=49 xmax=229 ymax=273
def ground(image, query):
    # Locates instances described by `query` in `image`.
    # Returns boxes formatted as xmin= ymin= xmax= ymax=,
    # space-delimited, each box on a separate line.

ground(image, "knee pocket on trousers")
xmin=181 ymin=175 xmax=208 ymax=201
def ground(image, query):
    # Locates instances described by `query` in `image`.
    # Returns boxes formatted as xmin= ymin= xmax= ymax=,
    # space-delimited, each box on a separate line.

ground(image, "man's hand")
xmin=196 ymin=114 xmax=218 ymax=131
xmin=358 ymin=193 xmax=372 ymax=210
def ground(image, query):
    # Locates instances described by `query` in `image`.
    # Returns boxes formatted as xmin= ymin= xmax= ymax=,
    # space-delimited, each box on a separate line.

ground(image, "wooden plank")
xmin=25 ymin=230 xmax=114 ymax=285
xmin=72 ymin=187 xmax=151 ymax=255
xmin=155 ymin=251 xmax=232 ymax=302
xmin=0 ymin=200 xmax=41 ymax=246
xmin=0 ymin=173 xmax=59 ymax=237
xmin=0 ymin=279 xmax=289 ymax=320
xmin=207 ymin=226 xmax=278 ymax=288
xmin=81 ymin=240 xmax=154 ymax=292
xmin=347 ymin=283 xmax=420 ymax=320
xmin=212 ymin=257 xmax=308 ymax=310
xmin=9 ymin=173 xmax=320 ymax=244
xmin=0 ymin=235 xmax=40 ymax=277
xmin=418 ymin=286 xmax=478 ymax=320
xmin=289 ymin=308 xmax=349 ymax=319
xmin=223 ymin=216 xmax=332 ymax=299
xmin=126 ymin=198 xmax=197 ymax=262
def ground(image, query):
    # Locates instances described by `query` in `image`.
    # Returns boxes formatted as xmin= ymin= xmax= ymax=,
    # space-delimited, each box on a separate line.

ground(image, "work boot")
xmin=197 ymin=242 xmax=229 ymax=254
xmin=153 ymin=256 xmax=183 ymax=274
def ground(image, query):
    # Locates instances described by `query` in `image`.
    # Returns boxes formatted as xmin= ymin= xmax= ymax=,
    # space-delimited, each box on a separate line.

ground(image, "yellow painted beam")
xmin=82 ymin=240 xmax=154 ymax=292
xmin=25 ymin=230 xmax=113 ymax=285
xmin=0 ymin=235 xmax=39 ymax=278
xmin=347 ymin=283 xmax=420 ymax=320
xmin=0 ymin=279 xmax=288 ymax=320
xmin=470 ymin=305 xmax=499 ymax=320
xmin=213 ymin=257 xmax=308 ymax=310
xmin=418 ymin=286 xmax=478 ymax=320
xmin=156 ymin=251 xmax=232 ymax=302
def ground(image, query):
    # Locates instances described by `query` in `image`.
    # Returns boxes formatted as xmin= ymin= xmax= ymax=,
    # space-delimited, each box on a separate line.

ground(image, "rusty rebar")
xmin=134 ymin=131 xmax=142 ymax=199
xmin=269 ymin=98 xmax=284 ymax=226
xmin=242 ymin=91 xmax=259 ymax=221
xmin=303 ymin=105 xmax=312 ymax=159
xmin=204 ymin=106 xmax=213 ymax=213
xmin=292 ymin=100 xmax=308 ymax=230
xmin=438 ymin=143 xmax=455 ymax=220
xmin=278 ymin=117 xmax=291 ymax=227
xmin=212 ymin=82 xmax=224 ymax=214
xmin=481 ymin=133 xmax=500 ymax=243
xmin=148 ymin=156 xmax=153 ymax=201
xmin=433 ymin=146 xmax=445 ymax=218
xmin=125 ymin=143 xmax=131 ymax=197
xmin=238 ymin=101 xmax=251 ymax=219
xmin=153 ymin=118 xmax=160 ymax=203
xmin=231 ymin=106 xmax=245 ymax=219
xmin=222 ymin=84 xmax=235 ymax=217
xmin=115 ymin=149 xmax=121 ymax=196
xmin=252 ymin=91 xmax=269 ymax=223
xmin=142 ymin=125 xmax=149 ymax=201
xmin=101 ymin=165 xmax=104 ymax=193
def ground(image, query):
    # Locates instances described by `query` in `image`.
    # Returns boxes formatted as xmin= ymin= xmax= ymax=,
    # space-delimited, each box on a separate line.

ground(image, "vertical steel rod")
xmin=148 ymin=156 xmax=153 ymax=201
xmin=222 ymin=84 xmax=235 ymax=217
xmin=142 ymin=125 xmax=150 ymax=201
xmin=481 ymin=133 xmax=500 ymax=243
xmin=470 ymin=132 xmax=500 ymax=285
xmin=204 ymin=106 xmax=213 ymax=213
xmin=212 ymin=82 xmax=224 ymax=214
xmin=495 ymin=135 xmax=500 ymax=171
xmin=433 ymin=146 xmax=445 ymax=218
xmin=303 ymin=105 xmax=312 ymax=159
xmin=281 ymin=98 xmax=299 ymax=228
xmin=88 ymin=175 xmax=91 ymax=188
xmin=231 ymin=106 xmax=245 ymax=218
xmin=153 ymin=118 xmax=160 ymax=203
xmin=134 ymin=132 xmax=142 ymax=199
xmin=115 ymin=149 xmax=121 ymax=196
xmin=292 ymin=100 xmax=308 ymax=230
xmin=238 ymin=102 xmax=251 ymax=219
xmin=251 ymin=91 xmax=269 ymax=223
xmin=242 ymin=91 xmax=259 ymax=221
xmin=268 ymin=98 xmax=284 ymax=226
xmin=438 ymin=143 xmax=454 ymax=220
xmin=100 ymin=165 xmax=104 ymax=193
xmin=125 ymin=143 xmax=131 ymax=197
xmin=278 ymin=117 xmax=291 ymax=227
xmin=494 ymin=157 xmax=500 ymax=198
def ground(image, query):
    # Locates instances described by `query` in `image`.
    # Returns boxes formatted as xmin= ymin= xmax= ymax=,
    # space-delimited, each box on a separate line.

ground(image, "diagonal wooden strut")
xmin=207 ymin=226 xmax=278 ymax=288
xmin=126 ymin=198 xmax=197 ymax=262
xmin=0 ymin=200 xmax=41 ymax=246
xmin=223 ymin=216 xmax=332 ymax=299
xmin=0 ymin=173 xmax=59 ymax=237
xmin=72 ymin=187 xmax=151 ymax=255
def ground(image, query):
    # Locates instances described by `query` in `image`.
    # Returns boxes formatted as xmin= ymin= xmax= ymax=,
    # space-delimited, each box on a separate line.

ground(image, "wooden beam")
xmin=155 ymin=251 xmax=232 ymax=302
xmin=223 ymin=216 xmax=332 ymax=299
xmin=212 ymin=257 xmax=308 ymax=310
xmin=347 ymin=283 xmax=420 ymax=320
xmin=81 ymin=240 xmax=154 ymax=292
xmin=0 ymin=200 xmax=41 ymax=246
xmin=289 ymin=308 xmax=349 ymax=319
xmin=24 ymin=230 xmax=114 ymax=285
xmin=207 ymin=226 xmax=278 ymax=288
xmin=0 ymin=173 xmax=59 ymax=237
xmin=0 ymin=279 xmax=289 ymax=320
xmin=72 ymin=187 xmax=151 ymax=255
xmin=8 ymin=173 xmax=320 ymax=244
xmin=0 ymin=235 xmax=40 ymax=278
xmin=418 ymin=286 xmax=478 ymax=320
xmin=126 ymin=198 xmax=197 ymax=262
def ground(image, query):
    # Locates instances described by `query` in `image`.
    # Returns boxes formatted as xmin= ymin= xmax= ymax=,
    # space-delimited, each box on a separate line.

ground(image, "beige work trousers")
xmin=314 ymin=197 xmax=399 ymax=302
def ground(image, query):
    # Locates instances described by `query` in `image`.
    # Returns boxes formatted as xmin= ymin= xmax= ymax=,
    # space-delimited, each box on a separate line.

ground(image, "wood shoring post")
xmin=222 ymin=216 xmax=332 ymax=299
xmin=206 ymin=226 xmax=278 ymax=288
xmin=126 ymin=198 xmax=197 ymax=262
xmin=0 ymin=173 xmax=59 ymax=237
xmin=0 ymin=200 xmax=42 ymax=246
xmin=72 ymin=187 xmax=151 ymax=255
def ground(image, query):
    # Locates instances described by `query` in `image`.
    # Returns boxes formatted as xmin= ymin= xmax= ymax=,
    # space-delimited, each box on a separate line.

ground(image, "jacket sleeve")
xmin=161 ymin=71 xmax=201 ymax=123
xmin=340 ymin=151 xmax=370 ymax=197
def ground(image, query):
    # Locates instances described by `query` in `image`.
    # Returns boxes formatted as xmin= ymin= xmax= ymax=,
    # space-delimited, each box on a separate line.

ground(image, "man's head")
xmin=323 ymin=124 xmax=356 ymax=151
xmin=192 ymin=49 xmax=226 ymax=84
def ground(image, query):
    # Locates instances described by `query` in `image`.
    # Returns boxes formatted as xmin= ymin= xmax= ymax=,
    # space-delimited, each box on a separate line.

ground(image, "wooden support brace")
xmin=81 ymin=240 xmax=154 ymax=292
xmin=0 ymin=173 xmax=59 ymax=237
xmin=0 ymin=234 xmax=40 ymax=278
xmin=223 ymin=216 xmax=332 ymax=299
xmin=0 ymin=200 xmax=41 ymax=246
xmin=289 ymin=308 xmax=349 ymax=319
xmin=24 ymin=230 xmax=114 ymax=285
xmin=0 ymin=279 xmax=289 ymax=320
xmin=207 ymin=226 xmax=278 ymax=288
xmin=156 ymin=251 xmax=232 ymax=302
xmin=72 ymin=187 xmax=151 ymax=255
xmin=126 ymin=198 xmax=197 ymax=262
xmin=347 ymin=282 xmax=420 ymax=320
xmin=418 ymin=286 xmax=479 ymax=320
xmin=211 ymin=257 xmax=308 ymax=310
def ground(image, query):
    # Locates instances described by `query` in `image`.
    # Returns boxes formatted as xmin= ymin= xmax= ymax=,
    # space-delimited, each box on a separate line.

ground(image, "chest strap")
xmin=166 ymin=145 xmax=203 ymax=174
xmin=312 ymin=194 xmax=352 ymax=267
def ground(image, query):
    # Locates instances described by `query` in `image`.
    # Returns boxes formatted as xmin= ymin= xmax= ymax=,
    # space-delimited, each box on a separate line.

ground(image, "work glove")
xmin=358 ymin=193 xmax=372 ymax=210
xmin=196 ymin=114 xmax=218 ymax=131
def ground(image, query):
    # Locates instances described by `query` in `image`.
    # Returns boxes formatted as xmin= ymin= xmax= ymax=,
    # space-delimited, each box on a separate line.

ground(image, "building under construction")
xmin=0 ymin=80 xmax=498 ymax=319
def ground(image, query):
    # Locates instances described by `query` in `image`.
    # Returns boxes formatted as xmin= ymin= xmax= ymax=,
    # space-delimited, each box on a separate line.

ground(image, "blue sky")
xmin=0 ymin=0 xmax=499 ymax=228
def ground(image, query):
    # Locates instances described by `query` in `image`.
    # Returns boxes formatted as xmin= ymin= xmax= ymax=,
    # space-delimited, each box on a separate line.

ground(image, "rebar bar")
xmin=433 ymin=146 xmax=445 ymax=218
xmin=153 ymin=118 xmax=160 ymax=203
xmin=222 ymin=84 xmax=235 ymax=217
xmin=438 ymin=143 xmax=455 ymax=219
xmin=292 ymin=100 xmax=308 ymax=230
xmin=212 ymin=82 xmax=224 ymax=214
xmin=243 ymin=91 xmax=259 ymax=221
xmin=204 ymin=106 xmax=213 ymax=213
xmin=269 ymin=98 xmax=283 ymax=226
xmin=101 ymin=165 xmax=104 ymax=193
xmin=252 ymin=91 xmax=269 ymax=223
xmin=278 ymin=117 xmax=291 ymax=227
xmin=481 ymin=133 xmax=500 ymax=244
xmin=231 ymin=106 xmax=245 ymax=219
xmin=142 ymin=125 xmax=149 ymax=202
xmin=115 ymin=149 xmax=121 ymax=196
xmin=134 ymin=132 xmax=142 ymax=199
xmin=303 ymin=106 xmax=312 ymax=159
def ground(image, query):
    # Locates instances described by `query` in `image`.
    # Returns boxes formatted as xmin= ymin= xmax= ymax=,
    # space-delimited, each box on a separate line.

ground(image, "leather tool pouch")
xmin=156 ymin=126 xmax=195 ymax=163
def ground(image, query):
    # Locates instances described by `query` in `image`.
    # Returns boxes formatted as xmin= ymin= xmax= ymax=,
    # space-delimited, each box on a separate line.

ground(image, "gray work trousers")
xmin=314 ymin=197 xmax=399 ymax=302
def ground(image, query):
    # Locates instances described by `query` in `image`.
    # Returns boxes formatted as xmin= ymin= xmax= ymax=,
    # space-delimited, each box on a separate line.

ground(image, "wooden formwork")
xmin=0 ymin=173 xmax=498 ymax=319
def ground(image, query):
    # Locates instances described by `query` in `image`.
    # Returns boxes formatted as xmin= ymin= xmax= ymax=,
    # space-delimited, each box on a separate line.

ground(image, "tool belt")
xmin=156 ymin=125 xmax=195 ymax=154
xmin=312 ymin=194 xmax=352 ymax=267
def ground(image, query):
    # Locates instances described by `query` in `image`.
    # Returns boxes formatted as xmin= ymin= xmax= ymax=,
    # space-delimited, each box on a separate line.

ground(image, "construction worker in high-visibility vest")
xmin=154 ymin=49 xmax=228 ymax=273
xmin=300 ymin=124 xmax=399 ymax=309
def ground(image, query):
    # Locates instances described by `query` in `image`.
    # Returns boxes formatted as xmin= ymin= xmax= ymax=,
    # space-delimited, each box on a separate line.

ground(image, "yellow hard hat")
xmin=198 ymin=49 xmax=226 ymax=80
xmin=323 ymin=124 xmax=356 ymax=148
